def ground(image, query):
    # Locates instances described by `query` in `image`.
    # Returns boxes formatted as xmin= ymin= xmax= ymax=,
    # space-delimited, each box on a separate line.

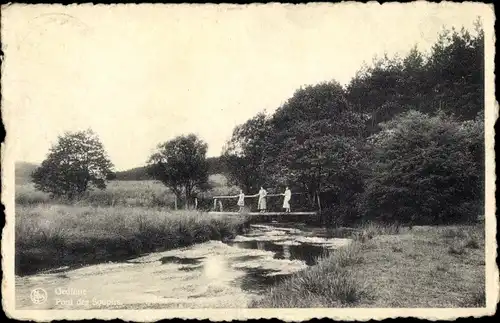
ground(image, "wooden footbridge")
xmin=208 ymin=211 xmax=317 ymax=216
xmin=208 ymin=192 xmax=318 ymax=217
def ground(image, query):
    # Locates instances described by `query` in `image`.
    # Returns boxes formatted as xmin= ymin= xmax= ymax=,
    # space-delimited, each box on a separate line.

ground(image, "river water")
xmin=16 ymin=222 xmax=352 ymax=309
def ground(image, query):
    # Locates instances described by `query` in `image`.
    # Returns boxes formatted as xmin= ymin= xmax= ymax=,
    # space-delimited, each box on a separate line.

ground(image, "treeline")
xmin=110 ymin=157 xmax=226 ymax=181
xmin=221 ymin=22 xmax=485 ymax=226
xmin=112 ymin=166 xmax=152 ymax=181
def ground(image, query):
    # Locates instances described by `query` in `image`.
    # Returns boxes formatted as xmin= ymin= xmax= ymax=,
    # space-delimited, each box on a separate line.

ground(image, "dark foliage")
xmin=31 ymin=129 xmax=114 ymax=199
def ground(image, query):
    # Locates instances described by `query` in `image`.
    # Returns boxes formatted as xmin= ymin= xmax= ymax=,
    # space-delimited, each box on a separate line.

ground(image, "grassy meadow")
xmin=251 ymin=223 xmax=485 ymax=308
xmin=15 ymin=174 xmax=239 ymax=208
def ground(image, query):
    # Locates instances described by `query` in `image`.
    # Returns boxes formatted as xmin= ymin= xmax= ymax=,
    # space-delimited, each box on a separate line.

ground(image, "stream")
xmin=15 ymin=222 xmax=352 ymax=309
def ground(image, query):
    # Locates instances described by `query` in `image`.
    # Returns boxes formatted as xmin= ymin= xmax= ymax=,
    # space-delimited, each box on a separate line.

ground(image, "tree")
xmin=426 ymin=23 xmax=484 ymax=120
xmin=147 ymin=134 xmax=209 ymax=208
xmin=346 ymin=21 xmax=484 ymax=127
xmin=223 ymin=81 xmax=368 ymax=216
xmin=346 ymin=53 xmax=407 ymax=134
xmin=360 ymin=110 xmax=482 ymax=225
xmin=221 ymin=112 xmax=272 ymax=193
xmin=460 ymin=110 xmax=485 ymax=216
xmin=262 ymin=81 xmax=367 ymax=210
xmin=32 ymin=129 xmax=114 ymax=199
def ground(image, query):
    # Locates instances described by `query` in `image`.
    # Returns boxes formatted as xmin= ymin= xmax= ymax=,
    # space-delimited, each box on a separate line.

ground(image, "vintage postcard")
xmin=1 ymin=2 xmax=498 ymax=321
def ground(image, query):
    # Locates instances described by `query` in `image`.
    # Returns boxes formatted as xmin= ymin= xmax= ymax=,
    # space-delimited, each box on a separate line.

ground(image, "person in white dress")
xmin=257 ymin=187 xmax=267 ymax=213
xmin=236 ymin=189 xmax=245 ymax=213
xmin=282 ymin=187 xmax=291 ymax=213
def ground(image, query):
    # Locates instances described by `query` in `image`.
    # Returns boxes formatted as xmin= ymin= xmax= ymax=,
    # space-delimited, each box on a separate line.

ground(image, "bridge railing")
xmin=211 ymin=192 xmax=315 ymax=213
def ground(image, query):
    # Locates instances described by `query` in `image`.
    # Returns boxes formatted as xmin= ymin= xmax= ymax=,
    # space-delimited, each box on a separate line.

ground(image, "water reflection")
xmin=225 ymin=240 xmax=329 ymax=266
xmin=202 ymin=255 xmax=232 ymax=282
xmin=231 ymin=267 xmax=290 ymax=293
xmin=283 ymin=245 xmax=291 ymax=260
xmin=264 ymin=222 xmax=356 ymax=239
xmin=40 ymin=266 xmax=71 ymax=274
xmin=232 ymin=255 xmax=263 ymax=262
xmin=160 ymin=256 xmax=204 ymax=265
xmin=169 ymin=223 xmax=342 ymax=297
xmin=178 ymin=265 xmax=203 ymax=272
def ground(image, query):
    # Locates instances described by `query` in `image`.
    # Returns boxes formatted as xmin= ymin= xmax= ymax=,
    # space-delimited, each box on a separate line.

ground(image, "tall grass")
xmin=465 ymin=286 xmax=486 ymax=307
xmin=436 ymin=225 xmax=484 ymax=260
xmin=338 ymin=222 xmax=405 ymax=243
xmin=359 ymin=222 xmax=403 ymax=236
xmin=15 ymin=204 xmax=250 ymax=275
xmin=250 ymin=242 xmax=369 ymax=308
xmin=250 ymin=222 xmax=402 ymax=307
xmin=252 ymin=223 xmax=485 ymax=308
xmin=15 ymin=184 xmax=52 ymax=205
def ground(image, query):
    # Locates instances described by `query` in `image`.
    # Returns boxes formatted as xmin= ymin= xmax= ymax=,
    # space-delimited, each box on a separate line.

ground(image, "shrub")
xmin=360 ymin=110 xmax=483 ymax=225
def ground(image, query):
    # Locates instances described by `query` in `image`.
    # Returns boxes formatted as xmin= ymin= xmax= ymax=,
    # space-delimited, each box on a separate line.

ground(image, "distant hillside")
xmin=113 ymin=166 xmax=152 ymax=181
xmin=15 ymin=162 xmax=39 ymax=184
xmin=15 ymin=157 xmax=229 ymax=182
xmin=114 ymin=157 xmax=228 ymax=181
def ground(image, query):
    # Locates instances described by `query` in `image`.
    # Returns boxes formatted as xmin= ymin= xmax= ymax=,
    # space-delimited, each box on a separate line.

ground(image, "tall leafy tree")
xmin=426 ymin=23 xmax=484 ymax=119
xmin=32 ymin=129 xmax=114 ymax=199
xmin=347 ymin=20 xmax=484 ymax=126
xmin=346 ymin=54 xmax=407 ymax=134
xmin=221 ymin=112 xmax=272 ymax=193
xmin=148 ymin=134 xmax=209 ymax=208
xmin=262 ymin=81 xmax=367 ymax=208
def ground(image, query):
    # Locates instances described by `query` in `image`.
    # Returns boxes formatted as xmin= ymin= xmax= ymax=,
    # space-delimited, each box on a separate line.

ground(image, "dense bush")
xmin=359 ymin=110 xmax=483 ymax=225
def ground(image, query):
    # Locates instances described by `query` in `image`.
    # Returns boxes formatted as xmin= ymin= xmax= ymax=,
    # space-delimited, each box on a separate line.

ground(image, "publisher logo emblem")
xmin=30 ymin=288 xmax=48 ymax=304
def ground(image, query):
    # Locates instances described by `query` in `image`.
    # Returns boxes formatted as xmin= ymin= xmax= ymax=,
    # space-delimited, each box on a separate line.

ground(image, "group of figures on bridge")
xmin=235 ymin=187 xmax=292 ymax=213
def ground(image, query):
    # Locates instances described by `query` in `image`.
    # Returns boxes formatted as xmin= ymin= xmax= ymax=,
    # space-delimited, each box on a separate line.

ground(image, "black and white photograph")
xmin=1 ymin=2 xmax=497 ymax=321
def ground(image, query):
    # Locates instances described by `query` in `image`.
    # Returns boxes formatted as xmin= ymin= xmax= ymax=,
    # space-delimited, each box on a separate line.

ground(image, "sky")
xmin=2 ymin=3 xmax=487 ymax=171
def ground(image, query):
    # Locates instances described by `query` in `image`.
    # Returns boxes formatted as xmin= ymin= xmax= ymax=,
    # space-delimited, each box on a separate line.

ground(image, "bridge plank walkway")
xmin=208 ymin=211 xmax=317 ymax=216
